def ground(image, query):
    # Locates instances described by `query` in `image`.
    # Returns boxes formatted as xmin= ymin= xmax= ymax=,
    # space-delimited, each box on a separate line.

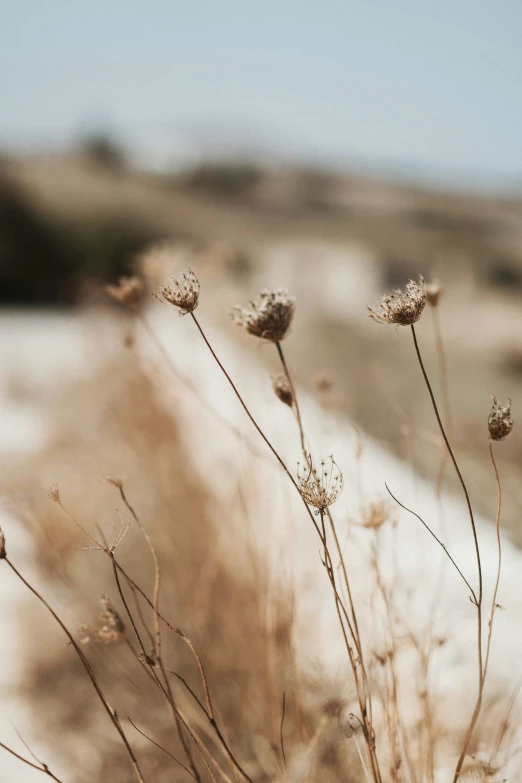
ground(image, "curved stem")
xmin=189 ymin=313 xmax=322 ymax=540
xmin=385 ymin=484 xmax=476 ymax=603
xmin=3 ymin=559 xmax=146 ymax=783
xmin=409 ymin=325 xmax=483 ymax=781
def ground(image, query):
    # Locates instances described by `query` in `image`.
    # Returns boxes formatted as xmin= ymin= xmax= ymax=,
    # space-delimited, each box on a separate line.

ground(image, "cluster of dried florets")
xmin=154 ymin=270 xmax=200 ymax=315
xmin=80 ymin=596 xmax=125 ymax=646
xmin=47 ymin=483 xmax=61 ymax=503
xmin=0 ymin=526 xmax=6 ymax=559
xmin=297 ymin=455 xmax=344 ymax=512
xmin=271 ymin=373 xmax=294 ymax=407
xmin=368 ymin=277 xmax=426 ymax=326
xmin=488 ymin=397 xmax=514 ymax=441
xmin=232 ymin=289 xmax=295 ymax=342
xmin=106 ymin=276 xmax=144 ymax=308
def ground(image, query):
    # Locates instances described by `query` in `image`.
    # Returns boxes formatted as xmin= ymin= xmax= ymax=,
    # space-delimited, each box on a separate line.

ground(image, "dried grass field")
xmin=1 ymin=158 xmax=522 ymax=782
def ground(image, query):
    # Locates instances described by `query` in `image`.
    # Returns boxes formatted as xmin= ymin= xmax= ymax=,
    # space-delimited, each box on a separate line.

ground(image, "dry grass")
xmin=0 ymin=253 xmax=520 ymax=782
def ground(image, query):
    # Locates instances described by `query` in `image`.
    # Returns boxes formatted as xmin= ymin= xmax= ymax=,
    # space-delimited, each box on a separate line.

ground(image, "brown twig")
xmin=0 ymin=741 xmax=65 ymax=782
xmin=128 ymin=717 xmax=196 ymax=779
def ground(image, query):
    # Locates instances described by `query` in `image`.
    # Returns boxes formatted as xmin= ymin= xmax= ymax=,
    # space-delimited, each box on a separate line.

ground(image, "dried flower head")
xmin=360 ymin=499 xmax=393 ymax=530
xmin=232 ymin=289 xmax=295 ymax=342
xmin=0 ymin=526 xmax=6 ymax=559
xmin=47 ymin=483 xmax=60 ymax=503
xmin=80 ymin=596 xmax=125 ymax=645
xmin=297 ymin=455 xmax=343 ymax=512
xmin=271 ymin=374 xmax=293 ymax=407
xmin=425 ymin=279 xmax=443 ymax=307
xmin=106 ymin=476 xmax=123 ymax=489
xmin=154 ymin=269 xmax=200 ymax=315
xmin=368 ymin=276 xmax=426 ymax=326
xmin=488 ymin=396 xmax=513 ymax=441
xmin=105 ymin=276 xmax=144 ymax=308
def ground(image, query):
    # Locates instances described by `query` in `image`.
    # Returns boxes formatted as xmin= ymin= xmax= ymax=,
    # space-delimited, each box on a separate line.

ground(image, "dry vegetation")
xmin=0 ymin=246 xmax=519 ymax=782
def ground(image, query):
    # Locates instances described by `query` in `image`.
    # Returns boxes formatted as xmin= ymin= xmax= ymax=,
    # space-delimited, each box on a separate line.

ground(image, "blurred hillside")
xmin=1 ymin=150 xmax=522 ymax=541
xmin=2 ymin=149 xmax=522 ymax=304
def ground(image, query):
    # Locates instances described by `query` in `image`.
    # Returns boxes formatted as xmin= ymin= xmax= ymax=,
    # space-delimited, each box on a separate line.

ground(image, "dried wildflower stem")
xmin=128 ymin=717 xmax=196 ymax=780
xmin=0 ymin=742 xmax=64 ymax=782
xmin=53 ymin=496 xmax=199 ymax=780
xmin=319 ymin=513 xmax=382 ymax=783
xmin=171 ymin=670 xmax=253 ymax=783
xmin=110 ymin=555 xmax=201 ymax=782
xmin=190 ymin=313 xmax=382 ymax=780
xmin=189 ymin=313 xmax=323 ymax=538
xmin=2 ymin=558 xmax=146 ymax=783
xmin=113 ymin=560 xmax=253 ymax=783
xmin=410 ymin=325 xmax=482 ymax=600
xmin=116 ymin=486 xmax=162 ymax=666
xmin=483 ymin=440 xmax=502 ymax=682
xmin=431 ymin=305 xmax=453 ymax=436
xmin=137 ymin=312 xmax=267 ymax=463
xmin=385 ymin=485 xmax=476 ymax=601
xmin=279 ymin=691 xmax=287 ymax=771
xmin=409 ymin=325 xmax=483 ymax=782
xmin=325 ymin=507 xmax=379 ymax=777
xmin=275 ymin=341 xmax=306 ymax=455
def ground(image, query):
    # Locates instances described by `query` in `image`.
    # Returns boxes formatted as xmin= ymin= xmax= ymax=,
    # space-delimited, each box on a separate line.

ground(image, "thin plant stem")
xmin=409 ymin=324 xmax=483 ymax=782
xmin=483 ymin=440 xmax=502 ymax=682
xmin=110 ymin=556 xmax=201 ymax=782
xmin=279 ymin=691 xmax=287 ymax=771
xmin=385 ymin=484 xmax=476 ymax=603
xmin=2 ymin=558 xmax=146 ymax=783
xmin=116 ymin=486 xmax=162 ymax=669
xmin=275 ymin=332 xmax=377 ymax=764
xmin=138 ymin=312 xmax=267 ymax=463
xmin=431 ymin=305 xmax=453 ymax=436
xmin=275 ymin=341 xmax=306 ymax=455
xmin=0 ymin=742 xmax=65 ymax=783
xmin=128 ymin=717 xmax=196 ymax=779
xmin=189 ymin=313 xmax=323 ymax=539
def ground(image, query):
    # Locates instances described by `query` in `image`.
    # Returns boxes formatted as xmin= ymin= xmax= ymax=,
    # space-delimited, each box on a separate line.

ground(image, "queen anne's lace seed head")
xmin=488 ymin=397 xmax=513 ymax=441
xmin=154 ymin=270 xmax=200 ymax=315
xmin=105 ymin=276 xmax=144 ymax=308
xmin=232 ymin=289 xmax=295 ymax=342
xmin=297 ymin=455 xmax=343 ymax=512
xmin=47 ymin=483 xmax=60 ymax=503
xmin=272 ymin=374 xmax=294 ymax=407
xmin=368 ymin=277 xmax=426 ymax=326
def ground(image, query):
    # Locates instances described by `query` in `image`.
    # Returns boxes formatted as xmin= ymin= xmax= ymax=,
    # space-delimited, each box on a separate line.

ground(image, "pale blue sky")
xmin=2 ymin=1 xmax=521 ymax=188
